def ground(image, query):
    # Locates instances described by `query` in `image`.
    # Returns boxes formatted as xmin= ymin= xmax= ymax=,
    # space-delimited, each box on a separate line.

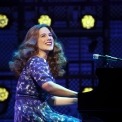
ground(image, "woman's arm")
xmin=42 ymin=81 xmax=78 ymax=97
xmin=48 ymin=96 xmax=77 ymax=106
xmin=54 ymin=96 xmax=77 ymax=106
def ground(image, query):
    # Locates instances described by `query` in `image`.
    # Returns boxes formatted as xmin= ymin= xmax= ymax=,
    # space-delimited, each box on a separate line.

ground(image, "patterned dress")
xmin=14 ymin=56 xmax=82 ymax=122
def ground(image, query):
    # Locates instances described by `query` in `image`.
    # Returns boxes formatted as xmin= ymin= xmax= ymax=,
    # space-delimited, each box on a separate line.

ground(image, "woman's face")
xmin=37 ymin=27 xmax=54 ymax=53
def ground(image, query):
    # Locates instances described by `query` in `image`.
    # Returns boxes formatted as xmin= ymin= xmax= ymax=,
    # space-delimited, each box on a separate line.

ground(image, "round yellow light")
xmin=0 ymin=87 xmax=9 ymax=102
xmin=81 ymin=15 xmax=95 ymax=29
xmin=38 ymin=15 xmax=51 ymax=26
xmin=0 ymin=14 xmax=9 ymax=28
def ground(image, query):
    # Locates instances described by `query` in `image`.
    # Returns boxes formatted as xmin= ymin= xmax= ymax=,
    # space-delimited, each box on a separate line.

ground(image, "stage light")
xmin=0 ymin=86 xmax=10 ymax=115
xmin=0 ymin=87 xmax=9 ymax=102
xmin=81 ymin=15 xmax=95 ymax=29
xmin=38 ymin=15 xmax=51 ymax=26
xmin=82 ymin=87 xmax=93 ymax=93
xmin=0 ymin=14 xmax=9 ymax=28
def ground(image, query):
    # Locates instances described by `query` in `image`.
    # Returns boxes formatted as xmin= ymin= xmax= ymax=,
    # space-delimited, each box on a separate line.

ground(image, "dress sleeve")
xmin=29 ymin=57 xmax=54 ymax=87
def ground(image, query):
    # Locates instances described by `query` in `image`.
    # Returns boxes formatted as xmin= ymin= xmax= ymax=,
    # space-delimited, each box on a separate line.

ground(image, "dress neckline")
xmin=33 ymin=55 xmax=47 ymax=63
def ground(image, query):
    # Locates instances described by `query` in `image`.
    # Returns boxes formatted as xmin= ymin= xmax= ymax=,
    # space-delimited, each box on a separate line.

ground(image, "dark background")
xmin=0 ymin=0 xmax=122 ymax=121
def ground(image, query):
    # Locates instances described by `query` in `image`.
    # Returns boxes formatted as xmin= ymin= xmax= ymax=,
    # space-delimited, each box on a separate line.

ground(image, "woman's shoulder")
xmin=27 ymin=55 xmax=47 ymax=66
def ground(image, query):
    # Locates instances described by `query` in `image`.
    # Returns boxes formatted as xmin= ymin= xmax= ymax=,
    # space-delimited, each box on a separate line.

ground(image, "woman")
xmin=9 ymin=24 xmax=82 ymax=122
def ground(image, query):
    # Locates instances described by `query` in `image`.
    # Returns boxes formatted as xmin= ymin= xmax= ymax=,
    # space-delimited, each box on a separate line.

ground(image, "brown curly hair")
xmin=9 ymin=24 xmax=67 ymax=78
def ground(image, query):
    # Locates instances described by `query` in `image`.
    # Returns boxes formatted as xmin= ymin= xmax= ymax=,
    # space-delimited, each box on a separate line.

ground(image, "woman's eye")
xmin=49 ymin=34 xmax=53 ymax=37
xmin=41 ymin=35 xmax=45 ymax=37
xmin=40 ymin=34 xmax=52 ymax=37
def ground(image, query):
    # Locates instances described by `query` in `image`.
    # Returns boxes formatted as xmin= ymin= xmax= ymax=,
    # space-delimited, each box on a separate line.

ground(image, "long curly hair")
xmin=9 ymin=24 xmax=67 ymax=78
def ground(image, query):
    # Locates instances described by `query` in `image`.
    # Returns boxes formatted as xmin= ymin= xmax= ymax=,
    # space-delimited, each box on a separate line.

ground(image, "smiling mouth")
xmin=45 ymin=42 xmax=52 ymax=45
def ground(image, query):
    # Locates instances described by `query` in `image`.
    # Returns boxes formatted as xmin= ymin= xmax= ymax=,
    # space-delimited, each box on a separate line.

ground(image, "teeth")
xmin=46 ymin=42 xmax=52 ymax=45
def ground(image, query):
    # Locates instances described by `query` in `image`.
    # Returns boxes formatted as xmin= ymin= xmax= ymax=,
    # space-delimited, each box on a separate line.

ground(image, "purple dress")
xmin=14 ymin=56 xmax=81 ymax=122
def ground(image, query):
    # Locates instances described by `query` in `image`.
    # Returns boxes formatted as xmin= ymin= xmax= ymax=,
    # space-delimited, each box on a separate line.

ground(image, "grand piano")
xmin=78 ymin=68 xmax=122 ymax=122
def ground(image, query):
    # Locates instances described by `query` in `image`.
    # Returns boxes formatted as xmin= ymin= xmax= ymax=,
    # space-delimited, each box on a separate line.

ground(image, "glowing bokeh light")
xmin=0 ymin=14 xmax=9 ymax=28
xmin=81 ymin=15 xmax=95 ymax=29
xmin=38 ymin=15 xmax=51 ymax=26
